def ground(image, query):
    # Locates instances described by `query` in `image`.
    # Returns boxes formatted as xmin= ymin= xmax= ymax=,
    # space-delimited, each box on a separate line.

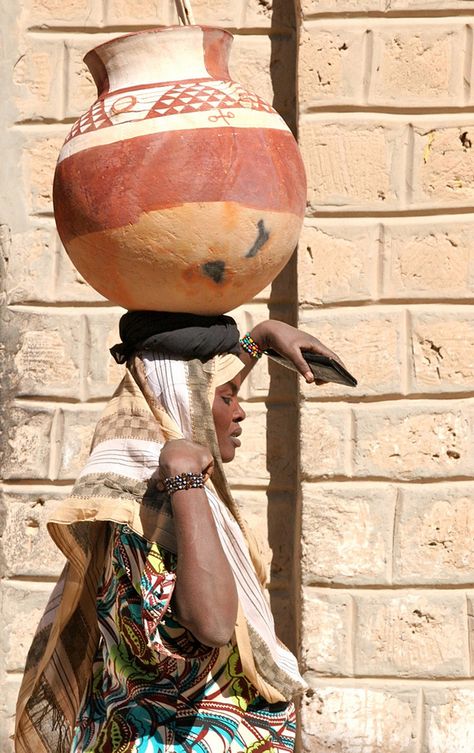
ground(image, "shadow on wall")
xmin=266 ymin=0 xmax=300 ymax=655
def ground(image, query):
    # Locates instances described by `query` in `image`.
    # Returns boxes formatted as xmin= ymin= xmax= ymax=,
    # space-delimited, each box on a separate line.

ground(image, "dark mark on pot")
xmin=246 ymin=219 xmax=269 ymax=258
xmin=201 ymin=260 xmax=226 ymax=283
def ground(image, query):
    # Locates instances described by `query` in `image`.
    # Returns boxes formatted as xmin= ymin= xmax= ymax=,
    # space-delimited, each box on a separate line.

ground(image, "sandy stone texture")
xmin=354 ymin=592 xmax=468 ymax=677
xmin=369 ymin=25 xmax=462 ymax=106
xmin=301 ymin=482 xmax=395 ymax=584
xmin=393 ymin=484 xmax=474 ymax=585
xmin=301 ymin=686 xmax=417 ymax=753
xmin=382 ymin=219 xmax=474 ymax=300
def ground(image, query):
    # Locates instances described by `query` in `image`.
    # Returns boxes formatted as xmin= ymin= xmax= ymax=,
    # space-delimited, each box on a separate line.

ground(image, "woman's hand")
xmin=250 ymin=320 xmax=344 ymax=384
xmin=239 ymin=320 xmax=342 ymax=384
xmin=158 ymin=439 xmax=214 ymax=489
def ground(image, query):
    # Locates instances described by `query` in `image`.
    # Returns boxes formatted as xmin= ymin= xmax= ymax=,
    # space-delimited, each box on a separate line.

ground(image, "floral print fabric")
xmin=71 ymin=525 xmax=296 ymax=753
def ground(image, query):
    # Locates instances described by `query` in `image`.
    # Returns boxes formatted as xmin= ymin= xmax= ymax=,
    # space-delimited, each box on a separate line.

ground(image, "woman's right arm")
xmin=158 ymin=439 xmax=238 ymax=648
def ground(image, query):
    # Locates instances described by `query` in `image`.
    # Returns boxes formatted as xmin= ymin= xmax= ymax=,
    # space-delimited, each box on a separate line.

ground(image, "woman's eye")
xmin=222 ymin=396 xmax=232 ymax=405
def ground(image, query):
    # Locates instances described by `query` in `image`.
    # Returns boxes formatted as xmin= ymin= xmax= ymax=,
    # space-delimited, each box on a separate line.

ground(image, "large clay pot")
xmin=53 ymin=26 xmax=306 ymax=314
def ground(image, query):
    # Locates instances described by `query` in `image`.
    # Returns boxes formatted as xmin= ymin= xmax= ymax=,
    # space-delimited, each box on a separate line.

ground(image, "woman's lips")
xmin=231 ymin=429 xmax=242 ymax=447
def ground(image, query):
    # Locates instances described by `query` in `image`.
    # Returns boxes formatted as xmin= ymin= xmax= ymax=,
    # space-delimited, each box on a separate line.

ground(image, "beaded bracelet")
xmin=163 ymin=472 xmax=205 ymax=495
xmin=240 ymin=332 xmax=263 ymax=360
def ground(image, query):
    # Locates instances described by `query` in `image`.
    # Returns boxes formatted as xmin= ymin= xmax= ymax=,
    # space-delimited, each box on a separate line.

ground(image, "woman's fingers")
xmin=288 ymin=346 xmax=315 ymax=383
xmin=202 ymin=458 xmax=214 ymax=483
xmin=300 ymin=337 xmax=346 ymax=367
xmin=281 ymin=337 xmax=346 ymax=384
xmin=252 ymin=320 xmax=348 ymax=385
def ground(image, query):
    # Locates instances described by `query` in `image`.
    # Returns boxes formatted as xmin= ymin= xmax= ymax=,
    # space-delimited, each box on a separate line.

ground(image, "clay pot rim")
xmin=85 ymin=25 xmax=233 ymax=61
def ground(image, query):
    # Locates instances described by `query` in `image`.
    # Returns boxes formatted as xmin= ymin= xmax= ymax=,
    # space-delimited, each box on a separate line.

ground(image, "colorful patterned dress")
xmin=71 ymin=525 xmax=296 ymax=753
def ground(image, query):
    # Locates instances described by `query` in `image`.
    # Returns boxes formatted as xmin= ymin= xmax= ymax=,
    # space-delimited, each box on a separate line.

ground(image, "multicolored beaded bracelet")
xmin=163 ymin=472 xmax=205 ymax=495
xmin=240 ymin=332 xmax=263 ymax=360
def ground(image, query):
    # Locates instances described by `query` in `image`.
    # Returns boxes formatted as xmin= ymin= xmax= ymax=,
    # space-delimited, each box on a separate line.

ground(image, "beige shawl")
xmin=15 ymin=353 xmax=305 ymax=753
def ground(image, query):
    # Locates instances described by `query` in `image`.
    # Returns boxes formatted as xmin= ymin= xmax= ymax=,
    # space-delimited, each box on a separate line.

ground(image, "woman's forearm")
xmin=170 ymin=487 xmax=238 ymax=647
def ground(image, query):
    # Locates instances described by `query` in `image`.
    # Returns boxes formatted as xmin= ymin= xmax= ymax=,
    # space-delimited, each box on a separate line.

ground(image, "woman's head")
xmin=212 ymin=373 xmax=246 ymax=463
xmin=140 ymin=350 xmax=246 ymax=463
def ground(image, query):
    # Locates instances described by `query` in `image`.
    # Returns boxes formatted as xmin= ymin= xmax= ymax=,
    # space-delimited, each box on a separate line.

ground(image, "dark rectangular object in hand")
xmin=265 ymin=349 xmax=357 ymax=387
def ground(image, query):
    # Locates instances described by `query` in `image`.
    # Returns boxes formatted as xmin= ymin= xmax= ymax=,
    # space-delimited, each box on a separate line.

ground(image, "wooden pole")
xmin=175 ymin=0 xmax=195 ymax=25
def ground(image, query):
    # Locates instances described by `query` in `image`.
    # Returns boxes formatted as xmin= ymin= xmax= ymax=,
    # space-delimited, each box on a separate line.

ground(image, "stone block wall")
xmin=1 ymin=0 xmax=474 ymax=751
xmin=297 ymin=2 xmax=474 ymax=751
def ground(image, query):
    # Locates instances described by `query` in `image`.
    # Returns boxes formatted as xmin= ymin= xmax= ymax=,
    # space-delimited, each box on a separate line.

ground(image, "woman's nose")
xmin=235 ymin=402 xmax=246 ymax=422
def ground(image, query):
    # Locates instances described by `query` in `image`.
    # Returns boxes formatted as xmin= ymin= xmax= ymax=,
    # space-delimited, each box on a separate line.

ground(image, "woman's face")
xmin=212 ymin=375 xmax=246 ymax=463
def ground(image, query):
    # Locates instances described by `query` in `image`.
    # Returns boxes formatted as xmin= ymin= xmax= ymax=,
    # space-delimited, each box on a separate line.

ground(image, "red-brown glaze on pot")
xmin=54 ymin=127 xmax=305 ymax=244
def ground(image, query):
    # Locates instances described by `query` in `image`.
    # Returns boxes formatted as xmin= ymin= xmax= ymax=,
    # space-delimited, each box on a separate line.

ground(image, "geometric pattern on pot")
xmin=148 ymin=81 xmax=274 ymax=116
xmin=66 ymin=80 xmax=274 ymax=144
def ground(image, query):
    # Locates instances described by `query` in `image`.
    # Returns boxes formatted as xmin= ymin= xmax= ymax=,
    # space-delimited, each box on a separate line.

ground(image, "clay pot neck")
xmin=84 ymin=26 xmax=233 ymax=97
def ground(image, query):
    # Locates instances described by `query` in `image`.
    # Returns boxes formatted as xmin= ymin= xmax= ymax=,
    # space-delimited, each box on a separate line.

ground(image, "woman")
xmin=15 ymin=315 xmax=341 ymax=753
